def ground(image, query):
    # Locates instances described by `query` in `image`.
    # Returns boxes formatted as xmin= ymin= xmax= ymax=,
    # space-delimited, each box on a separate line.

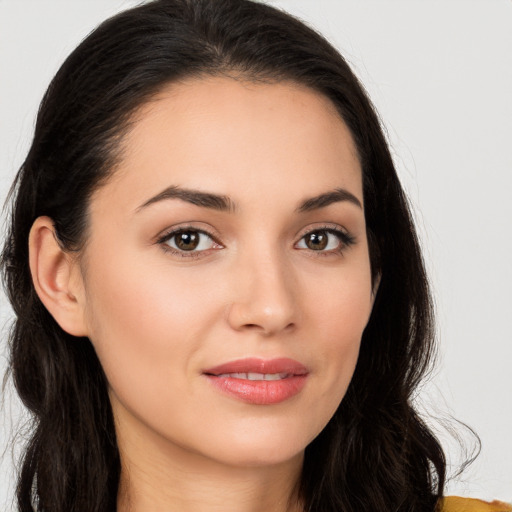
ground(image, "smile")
xmin=203 ymin=358 xmax=309 ymax=405
xmin=216 ymin=372 xmax=290 ymax=380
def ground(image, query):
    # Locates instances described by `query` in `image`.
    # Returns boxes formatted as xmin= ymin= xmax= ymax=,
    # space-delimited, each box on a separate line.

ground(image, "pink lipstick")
xmin=203 ymin=358 xmax=308 ymax=405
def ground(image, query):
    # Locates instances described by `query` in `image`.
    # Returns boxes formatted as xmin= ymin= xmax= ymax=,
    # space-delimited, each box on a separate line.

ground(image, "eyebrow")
xmin=136 ymin=185 xmax=362 ymax=213
xmin=136 ymin=185 xmax=236 ymax=213
xmin=296 ymin=188 xmax=362 ymax=212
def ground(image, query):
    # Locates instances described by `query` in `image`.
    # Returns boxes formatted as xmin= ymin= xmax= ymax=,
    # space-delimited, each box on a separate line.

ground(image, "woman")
xmin=1 ymin=0 xmax=509 ymax=511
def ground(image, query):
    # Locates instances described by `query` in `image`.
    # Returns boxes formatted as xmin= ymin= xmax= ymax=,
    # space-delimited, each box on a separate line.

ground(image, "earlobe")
xmin=29 ymin=216 xmax=88 ymax=337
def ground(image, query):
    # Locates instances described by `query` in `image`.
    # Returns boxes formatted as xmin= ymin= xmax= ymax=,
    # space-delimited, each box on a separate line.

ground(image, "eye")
xmin=296 ymin=228 xmax=354 ymax=253
xmin=160 ymin=228 xmax=221 ymax=255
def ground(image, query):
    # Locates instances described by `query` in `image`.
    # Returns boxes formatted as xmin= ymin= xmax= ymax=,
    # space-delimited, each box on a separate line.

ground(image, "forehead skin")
xmin=99 ymin=77 xmax=363 ymax=215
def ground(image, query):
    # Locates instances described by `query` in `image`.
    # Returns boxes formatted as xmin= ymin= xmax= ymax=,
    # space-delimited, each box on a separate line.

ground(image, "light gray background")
xmin=1 ymin=0 xmax=511 ymax=508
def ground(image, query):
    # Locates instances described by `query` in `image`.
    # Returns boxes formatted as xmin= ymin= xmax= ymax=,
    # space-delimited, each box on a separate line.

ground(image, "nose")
xmin=226 ymin=249 xmax=298 ymax=336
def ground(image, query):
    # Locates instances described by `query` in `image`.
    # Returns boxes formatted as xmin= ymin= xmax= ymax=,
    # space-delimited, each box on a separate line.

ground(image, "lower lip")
xmin=205 ymin=375 xmax=308 ymax=405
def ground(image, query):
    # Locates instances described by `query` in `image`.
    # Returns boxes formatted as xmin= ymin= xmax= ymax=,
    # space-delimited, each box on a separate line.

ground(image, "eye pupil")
xmin=306 ymin=231 xmax=328 ymax=250
xmin=175 ymin=231 xmax=200 ymax=251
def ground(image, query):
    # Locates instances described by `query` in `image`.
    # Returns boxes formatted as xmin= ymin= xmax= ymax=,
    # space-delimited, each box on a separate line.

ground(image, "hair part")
xmin=2 ymin=1 xmax=445 ymax=510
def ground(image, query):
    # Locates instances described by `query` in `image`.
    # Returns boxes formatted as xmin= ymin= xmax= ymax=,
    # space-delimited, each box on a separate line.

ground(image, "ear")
xmin=29 ymin=216 xmax=89 ymax=337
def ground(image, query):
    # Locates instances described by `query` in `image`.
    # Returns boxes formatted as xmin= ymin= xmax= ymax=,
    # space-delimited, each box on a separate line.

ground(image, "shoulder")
xmin=440 ymin=497 xmax=512 ymax=512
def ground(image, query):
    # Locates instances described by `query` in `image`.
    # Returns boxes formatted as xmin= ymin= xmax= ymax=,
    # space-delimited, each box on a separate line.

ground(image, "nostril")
xmin=282 ymin=322 xmax=296 ymax=334
xmin=245 ymin=321 xmax=296 ymax=334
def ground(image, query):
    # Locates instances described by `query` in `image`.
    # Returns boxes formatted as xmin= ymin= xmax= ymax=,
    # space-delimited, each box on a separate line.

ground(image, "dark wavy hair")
xmin=1 ymin=0 xmax=446 ymax=510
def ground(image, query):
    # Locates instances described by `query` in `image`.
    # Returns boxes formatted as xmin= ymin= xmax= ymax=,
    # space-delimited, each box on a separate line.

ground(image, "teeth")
xmin=263 ymin=373 xmax=288 ymax=381
xmin=217 ymin=372 xmax=289 ymax=381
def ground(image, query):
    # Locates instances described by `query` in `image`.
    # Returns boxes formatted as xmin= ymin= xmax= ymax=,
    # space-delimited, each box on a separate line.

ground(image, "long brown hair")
xmin=2 ymin=1 xmax=445 ymax=510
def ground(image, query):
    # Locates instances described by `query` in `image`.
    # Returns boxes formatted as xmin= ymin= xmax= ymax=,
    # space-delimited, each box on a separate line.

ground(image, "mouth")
xmin=214 ymin=372 xmax=291 ymax=381
xmin=203 ymin=358 xmax=309 ymax=405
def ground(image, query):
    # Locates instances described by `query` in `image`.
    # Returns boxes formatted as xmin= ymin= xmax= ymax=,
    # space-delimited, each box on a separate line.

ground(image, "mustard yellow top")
xmin=441 ymin=497 xmax=512 ymax=512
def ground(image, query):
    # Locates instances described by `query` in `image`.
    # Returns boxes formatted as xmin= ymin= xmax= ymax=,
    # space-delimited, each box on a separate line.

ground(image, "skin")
xmin=30 ymin=77 xmax=376 ymax=512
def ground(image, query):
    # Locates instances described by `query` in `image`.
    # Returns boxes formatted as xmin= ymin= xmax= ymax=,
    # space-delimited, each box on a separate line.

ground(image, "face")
xmin=78 ymin=77 xmax=375 ymax=468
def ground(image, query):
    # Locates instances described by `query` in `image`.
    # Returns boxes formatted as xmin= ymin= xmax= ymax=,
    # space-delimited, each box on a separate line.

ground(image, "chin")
xmin=211 ymin=444 xmax=305 ymax=469
xmin=194 ymin=419 xmax=317 ymax=468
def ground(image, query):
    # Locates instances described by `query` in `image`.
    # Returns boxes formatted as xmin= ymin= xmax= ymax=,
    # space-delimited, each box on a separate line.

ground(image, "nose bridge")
xmin=227 ymin=239 xmax=297 ymax=334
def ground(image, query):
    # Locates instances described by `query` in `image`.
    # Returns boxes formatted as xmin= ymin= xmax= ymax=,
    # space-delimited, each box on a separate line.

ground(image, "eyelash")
xmin=156 ymin=226 xmax=223 ymax=259
xmin=297 ymin=225 xmax=356 ymax=257
xmin=156 ymin=224 xmax=356 ymax=259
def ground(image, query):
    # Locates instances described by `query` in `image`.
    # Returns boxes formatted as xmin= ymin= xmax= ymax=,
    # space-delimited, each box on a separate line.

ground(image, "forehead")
xmin=95 ymin=76 xmax=362 ymax=214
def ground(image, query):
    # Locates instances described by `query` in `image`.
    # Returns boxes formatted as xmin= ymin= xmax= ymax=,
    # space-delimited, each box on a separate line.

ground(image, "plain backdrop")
xmin=1 ymin=0 xmax=511 ymax=508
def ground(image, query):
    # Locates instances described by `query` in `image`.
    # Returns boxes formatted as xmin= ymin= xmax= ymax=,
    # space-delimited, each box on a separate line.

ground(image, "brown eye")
xmin=174 ymin=230 xmax=200 ymax=251
xmin=296 ymin=228 xmax=352 ymax=253
xmin=163 ymin=229 xmax=218 ymax=253
xmin=304 ymin=231 xmax=329 ymax=250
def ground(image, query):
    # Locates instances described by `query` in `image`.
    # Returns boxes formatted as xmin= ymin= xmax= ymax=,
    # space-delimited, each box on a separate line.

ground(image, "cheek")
xmin=82 ymin=255 xmax=221 ymax=395
xmin=304 ymin=260 xmax=373 ymax=353
xmin=296 ymin=265 xmax=373 ymax=429
xmin=81 ymin=258 xmax=227 ymax=448
xmin=85 ymin=250 xmax=217 ymax=334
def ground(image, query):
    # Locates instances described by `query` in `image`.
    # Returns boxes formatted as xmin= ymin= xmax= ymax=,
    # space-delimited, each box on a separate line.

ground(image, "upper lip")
xmin=203 ymin=357 xmax=309 ymax=376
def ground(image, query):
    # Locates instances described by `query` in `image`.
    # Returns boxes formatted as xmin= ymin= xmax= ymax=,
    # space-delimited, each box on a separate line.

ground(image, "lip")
xmin=204 ymin=357 xmax=308 ymax=376
xmin=203 ymin=357 xmax=309 ymax=405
